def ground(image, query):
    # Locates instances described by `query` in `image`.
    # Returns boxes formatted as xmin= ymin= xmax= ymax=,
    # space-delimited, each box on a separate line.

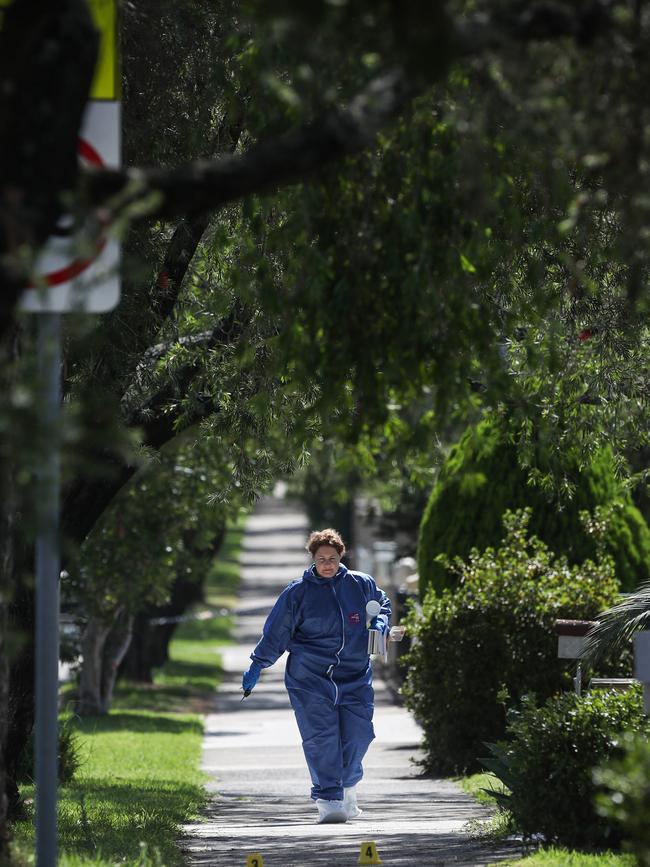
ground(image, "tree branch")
xmin=79 ymin=2 xmax=613 ymax=223
xmin=83 ymin=70 xmax=412 ymax=219
xmin=61 ymin=303 xmax=248 ymax=545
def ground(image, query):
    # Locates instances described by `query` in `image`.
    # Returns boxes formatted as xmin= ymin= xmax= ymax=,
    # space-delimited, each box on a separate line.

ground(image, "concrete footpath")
xmin=182 ymin=498 xmax=520 ymax=866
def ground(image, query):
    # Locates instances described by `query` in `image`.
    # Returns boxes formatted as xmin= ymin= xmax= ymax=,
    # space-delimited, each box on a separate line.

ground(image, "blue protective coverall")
xmin=250 ymin=563 xmax=391 ymax=801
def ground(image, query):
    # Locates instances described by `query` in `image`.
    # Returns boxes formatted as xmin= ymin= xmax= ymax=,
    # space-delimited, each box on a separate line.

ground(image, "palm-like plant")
xmin=581 ymin=581 xmax=650 ymax=666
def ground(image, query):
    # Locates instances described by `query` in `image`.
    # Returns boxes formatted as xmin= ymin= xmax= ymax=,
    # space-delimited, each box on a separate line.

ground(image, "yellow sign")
xmin=358 ymin=841 xmax=382 ymax=865
xmin=88 ymin=0 xmax=119 ymax=100
xmin=245 ymin=855 xmax=264 ymax=867
xmin=0 ymin=0 xmax=14 ymax=30
xmin=0 ymin=2 xmax=118 ymax=100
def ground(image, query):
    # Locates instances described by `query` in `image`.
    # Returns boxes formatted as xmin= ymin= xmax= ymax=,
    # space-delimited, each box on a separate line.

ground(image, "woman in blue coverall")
xmin=242 ymin=528 xmax=391 ymax=824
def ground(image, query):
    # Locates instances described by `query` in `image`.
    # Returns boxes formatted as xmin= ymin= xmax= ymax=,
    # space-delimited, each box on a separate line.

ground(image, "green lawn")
xmin=458 ymin=771 xmax=508 ymax=808
xmin=10 ymin=517 xmax=245 ymax=866
xmin=502 ymin=848 xmax=636 ymax=866
xmin=111 ymin=611 xmax=233 ymax=715
xmin=12 ymin=710 xmax=206 ymax=866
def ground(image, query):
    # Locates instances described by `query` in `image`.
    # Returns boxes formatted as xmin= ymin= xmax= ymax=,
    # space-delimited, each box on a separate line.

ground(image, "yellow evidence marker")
xmin=358 ymin=840 xmax=382 ymax=864
xmin=246 ymin=854 xmax=264 ymax=867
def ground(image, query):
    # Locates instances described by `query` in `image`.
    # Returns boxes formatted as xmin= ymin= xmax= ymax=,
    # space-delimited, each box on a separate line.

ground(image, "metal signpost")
xmin=34 ymin=313 xmax=62 ymax=865
xmin=17 ymin=2 xmax=121 ymax=864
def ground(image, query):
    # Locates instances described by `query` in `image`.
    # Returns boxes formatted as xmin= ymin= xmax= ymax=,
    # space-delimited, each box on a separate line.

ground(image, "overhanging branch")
xmin=79 ymin=2 xmax=613 ymax=223
xmin=83 ymin=69 xmax=412 ymax=219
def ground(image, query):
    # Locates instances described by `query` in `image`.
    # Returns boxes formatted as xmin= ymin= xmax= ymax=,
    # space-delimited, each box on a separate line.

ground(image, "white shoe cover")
xmin=344 ymin=785 xmax=362 ymax=819
xmin=316 ymin=798 xmax=348 ymax=824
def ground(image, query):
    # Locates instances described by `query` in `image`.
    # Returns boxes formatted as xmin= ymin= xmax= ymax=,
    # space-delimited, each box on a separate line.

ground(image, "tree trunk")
xmin=77 ymin=608 xmax=134 ymax=716
xmin=98 ymin=609 xmax=133 ymax=715
xmin=119 ymin=575 xmax=204 ymax=683
xmin=0 ymin=453 xmax=13 ymax=851
xmin=119 ymin=613 xmax=156 ymax=684
xmin=1 ymin=324 xmax=37 ymax=824
xmin=77 ymin=616 xmax=113 ymax=716
xmin=119 ymin=527 xmax=224 ymax=682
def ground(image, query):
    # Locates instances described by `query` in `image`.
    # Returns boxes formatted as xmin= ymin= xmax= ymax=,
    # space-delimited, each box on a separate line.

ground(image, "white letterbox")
xmin=554 ymin=620 xmax=598 ymax=659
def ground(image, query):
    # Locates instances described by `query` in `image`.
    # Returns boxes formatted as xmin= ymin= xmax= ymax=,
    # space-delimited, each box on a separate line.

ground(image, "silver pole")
xmin=35 ymin=313 xmax=61 ymax=867
xmin=574 ymin=660 xmax=582 ymax=697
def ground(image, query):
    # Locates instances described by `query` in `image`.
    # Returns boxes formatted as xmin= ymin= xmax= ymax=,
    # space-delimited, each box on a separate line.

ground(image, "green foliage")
xmin=417 ymin=416 xmax=650 ymax=596
xmin=203 ymin=517 xmax=246 ymax=607
xmin=483 ymin=688 xmax=650 ymax=850
xmin=581 ymin=580 xmax=650 ymax=669
xmin=402 ymin=509 xmax=620 ymax=775
xmin=595 ymin=732 xmax=650 ymax=867
xmin=68 ymin=441 xmax=233 ymax=622
xmin=193 ymin=2 xmax=650 ymax=464
xmin=16 ymin=716 xmax=81 ymax=787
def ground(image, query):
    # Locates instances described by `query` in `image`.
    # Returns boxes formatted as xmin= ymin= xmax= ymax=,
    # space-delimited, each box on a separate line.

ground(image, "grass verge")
xmin=457 ymin=771 xmax=513 ymax=841
xmin=459 ymin=775 xmax=635 ymax=867
xmin=11 ymin=516 xmax=246 ymax=866
xmin=12 ymin=710 xmax=206 ymax=866
xmin=502 ymin=848 xmax=636 ymax=866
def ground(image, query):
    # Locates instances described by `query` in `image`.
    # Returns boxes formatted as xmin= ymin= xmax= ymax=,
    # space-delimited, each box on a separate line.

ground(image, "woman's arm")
xmin=250 ymin=580 xmax=300 ymax=668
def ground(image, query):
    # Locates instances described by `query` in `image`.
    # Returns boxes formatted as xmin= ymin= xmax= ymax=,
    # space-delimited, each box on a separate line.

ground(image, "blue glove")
xmin=370 ymin=616 xmax=388 ymax=635
xmin=242 ymin=660 xmax=262 ymax=693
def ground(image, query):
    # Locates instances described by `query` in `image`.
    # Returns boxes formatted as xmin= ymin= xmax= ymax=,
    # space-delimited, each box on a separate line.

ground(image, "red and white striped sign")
xmin=20 ymin=100 xmax=121 ymax=312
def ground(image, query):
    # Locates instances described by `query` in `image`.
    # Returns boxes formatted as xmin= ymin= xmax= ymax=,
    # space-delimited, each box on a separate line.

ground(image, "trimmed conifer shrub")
xmin=418 ymin=415 xmax=650 ymax=596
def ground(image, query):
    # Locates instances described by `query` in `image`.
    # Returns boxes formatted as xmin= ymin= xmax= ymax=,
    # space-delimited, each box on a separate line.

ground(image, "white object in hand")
xmin=366 ymin=600 xmax=387 ymax=660
xmin=365 ymin=600 xmax=381 ymax=620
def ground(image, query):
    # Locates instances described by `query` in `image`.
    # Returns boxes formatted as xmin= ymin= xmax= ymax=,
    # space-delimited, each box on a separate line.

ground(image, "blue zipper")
xmin=328 ymin=583 xmax=345 ymax=705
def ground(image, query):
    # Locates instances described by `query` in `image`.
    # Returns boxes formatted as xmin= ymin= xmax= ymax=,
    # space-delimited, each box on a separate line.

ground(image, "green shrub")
xmin=417 ymin=415 xmax=650 ymax=596
xmin=402 ymin=509 xmax=621 ymax=774
xmin=595 ymin=732 xmax=650 ymax=866
xmin=482 ymin=687 xmax=649 ymax=850
xmin=17 ymin=716 xmax=81 ymax=785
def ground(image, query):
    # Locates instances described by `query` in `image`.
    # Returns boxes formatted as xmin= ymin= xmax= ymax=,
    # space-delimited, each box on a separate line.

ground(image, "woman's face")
xmin=313 ymin=545 xmax=341 ymax=579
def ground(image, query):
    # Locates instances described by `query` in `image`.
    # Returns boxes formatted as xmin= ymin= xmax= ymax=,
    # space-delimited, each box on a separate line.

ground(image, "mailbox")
xmin=554 ymin=619 xmax=598 ymax=659
xmin=554 ymin=619 xmax=599 ymax=696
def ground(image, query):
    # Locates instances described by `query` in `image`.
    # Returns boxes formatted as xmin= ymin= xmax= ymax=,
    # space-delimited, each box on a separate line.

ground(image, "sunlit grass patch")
xmin=111 ymin=612 xmax=233 ymax=714
xmin=502 ymin=848 xmax=636 ymax=866
xmin=13 ymin=711 xmax=205 ymax=865
xmin=458 ymin=771 xmax=508 ymax=807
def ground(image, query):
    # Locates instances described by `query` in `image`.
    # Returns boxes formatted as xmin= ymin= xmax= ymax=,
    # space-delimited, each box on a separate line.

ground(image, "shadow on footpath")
xmin=209 ymin=666 xmax=292 ymax=714
xmin=184 ymin=794 xmax=522 ymax=867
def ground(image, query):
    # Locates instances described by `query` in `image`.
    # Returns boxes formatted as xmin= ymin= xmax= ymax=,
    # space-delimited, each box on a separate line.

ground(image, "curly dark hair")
xmin=306 ymin=528 xmax=346 ymax=557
